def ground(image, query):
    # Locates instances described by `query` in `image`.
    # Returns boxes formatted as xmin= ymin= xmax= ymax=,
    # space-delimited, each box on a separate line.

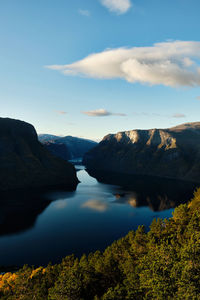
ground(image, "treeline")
xmin=0 ymin=189 xmax=200 ymax=299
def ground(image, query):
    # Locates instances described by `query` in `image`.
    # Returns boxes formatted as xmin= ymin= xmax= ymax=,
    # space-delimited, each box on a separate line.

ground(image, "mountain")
xmin=39 ymin=134 xmax=97 ymax=160
xmin=83 ymin=122 xmax=200 ymax=182
xmin=0 ymin=118 xmax=78 ymax=191
xmin=37 ymin=134 xmax=60 ymax=142
xmin=41 ymin=141 xmax=71 ymax=161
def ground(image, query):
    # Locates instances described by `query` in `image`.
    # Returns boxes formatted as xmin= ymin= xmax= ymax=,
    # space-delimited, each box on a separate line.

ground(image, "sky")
xmin=1 ymin=0 xmax=200 ymax=141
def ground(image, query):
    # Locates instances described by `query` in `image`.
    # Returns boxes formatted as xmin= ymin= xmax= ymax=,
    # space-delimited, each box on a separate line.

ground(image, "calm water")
xmin=0 ymin=167 xmax=197 ymax=267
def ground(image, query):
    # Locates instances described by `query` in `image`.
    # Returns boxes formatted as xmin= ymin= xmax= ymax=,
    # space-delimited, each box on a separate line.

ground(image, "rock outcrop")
xmin=83 ymin=122 xmax=200 ymax=182
xmin=0 ymin=118 xmax=78 ymax=191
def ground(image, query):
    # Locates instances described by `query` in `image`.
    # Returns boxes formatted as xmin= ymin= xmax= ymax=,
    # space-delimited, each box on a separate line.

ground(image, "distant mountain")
xmin=38 ymin=134 xmax=61 ymax=142
xmin=83 ymin=122 xmax=200 ymax=182
xmin=39 ymin=134 xmax=98 ymax=160
xmin=42 ymin=141 xmax=71 ymax=161
xmin=0 ymin=118 xmax=78 ymax=191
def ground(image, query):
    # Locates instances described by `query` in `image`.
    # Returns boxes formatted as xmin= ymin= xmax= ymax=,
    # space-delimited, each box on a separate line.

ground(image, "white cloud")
xmin=82 ymin=199 xmax=108 ymax=212
xmin=79 ymin=9 xmax=90 ymax=17
xmin=172 ymin=113 xmax=186 ymax=118
xmin=46 ymin=41 xmax=200 ymax=88
xmin=100 ymin=0 xmax=132 ymax=14
xmin=82 ymin=108 xmax=126 ymax=117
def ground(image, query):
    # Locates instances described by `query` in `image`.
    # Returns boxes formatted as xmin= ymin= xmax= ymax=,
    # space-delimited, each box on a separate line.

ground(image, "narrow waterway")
xmin=0 ymin=167 xmax=196 ymax=267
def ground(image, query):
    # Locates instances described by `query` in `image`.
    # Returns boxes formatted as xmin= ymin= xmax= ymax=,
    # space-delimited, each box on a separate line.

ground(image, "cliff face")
xmin=83 ymin=122 xmax=200 ymax=182
xmin=0 ymin=118 xmax=78 ymax=191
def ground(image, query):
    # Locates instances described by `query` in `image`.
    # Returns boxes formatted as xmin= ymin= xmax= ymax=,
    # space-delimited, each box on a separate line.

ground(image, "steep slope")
xmin=57 ymin=136 xmax=97 ymax=159
xmin=39 ymin=134 xmax=97 ymax=160
xmin=83 ymin=122 xmax=200 ymax=182
xmin=42 ymin=141 xmax=71 ymax=161
xmin=0 ymin=118 xmax=78 ymax=191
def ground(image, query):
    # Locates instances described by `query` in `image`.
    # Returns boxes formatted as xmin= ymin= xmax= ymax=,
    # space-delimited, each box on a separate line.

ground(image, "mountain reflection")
xmin=0 ymin=168 xmax=198 ymax=267
xmin=87 ymin=169 xmax=198 ymax=211
xmin=0 ymin=169 xmax=198 ymax=239
xmin=82 ymin=199 xmax=109 ymax=212
xmin=0 ymin=190 xmax=52 ymax=235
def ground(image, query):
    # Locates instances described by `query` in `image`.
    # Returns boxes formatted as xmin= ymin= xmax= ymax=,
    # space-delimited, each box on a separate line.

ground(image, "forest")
xmin=0 ymin=188 xmax=200 ymax=300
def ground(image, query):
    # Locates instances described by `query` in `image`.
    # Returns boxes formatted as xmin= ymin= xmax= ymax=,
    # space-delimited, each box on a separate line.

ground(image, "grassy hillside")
xmin=0 ymin=189 xmax=200 ymax=299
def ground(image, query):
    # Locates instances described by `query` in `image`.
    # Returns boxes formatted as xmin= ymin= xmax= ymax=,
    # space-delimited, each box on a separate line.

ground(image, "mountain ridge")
xmin=39 ymin=134 xmax=97 ymax=160
xmin=0 ymin=118 xmax=78 ymax=191
xmin=83 ymin=121 xmax=200 ymax=182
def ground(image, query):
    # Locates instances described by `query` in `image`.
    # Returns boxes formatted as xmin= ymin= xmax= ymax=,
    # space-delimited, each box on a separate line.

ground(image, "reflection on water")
xmin=53 ymin=200 xmax=68 ymax=210
xmin=0 ymin=191 xmax=51 ymax=235
xmin=0 ymin=167 xmax=198 ymax=267
xmin=82 ymin=199 xmax=109 ymax=212
xmin=87 ymin=169 xmax=198 ymax=211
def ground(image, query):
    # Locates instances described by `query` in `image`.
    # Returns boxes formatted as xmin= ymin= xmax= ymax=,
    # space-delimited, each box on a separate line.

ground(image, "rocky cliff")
xmin=83 ymin=122 xmax=200 ymax=182
xmin=0 ymin=118 xmax=78 ymax=191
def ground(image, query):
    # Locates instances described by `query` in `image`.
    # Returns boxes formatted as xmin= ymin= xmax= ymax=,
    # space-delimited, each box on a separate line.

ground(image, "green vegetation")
xmin=1 ymin=189 xmax=200 ymax=299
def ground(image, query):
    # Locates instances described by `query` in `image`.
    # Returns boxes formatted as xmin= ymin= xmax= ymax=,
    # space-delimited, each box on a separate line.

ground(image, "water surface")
xmin=0 ymin=167 xmax=196 ymax=267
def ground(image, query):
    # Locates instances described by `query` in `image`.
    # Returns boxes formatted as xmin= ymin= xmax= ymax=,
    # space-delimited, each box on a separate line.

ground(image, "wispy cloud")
xmin=46 ymin=41 xmax=200 ymax=88
xmin=56 ymin=111 xmax=67 ymax=115
xmin=133 ymin=112 xmax=187 ymax=119
xmin=133 ymin=112 xmax=162 ymax=117
xmin=82 ymin=199 xmax=108 ymax=212
xmin=172 ymin=113 xmax=186 ymax=118
xmin=100 ymin=0 xmax=132 ymax=14
xmin=82 ymin=108 xmax=126 ymax=117
xmin=79 ymin=9 xmax=90 ymax=17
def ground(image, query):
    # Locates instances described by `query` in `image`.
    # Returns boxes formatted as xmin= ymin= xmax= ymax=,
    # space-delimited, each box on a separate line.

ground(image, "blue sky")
xmin=1 ymin=0 xmax=200 ymax=140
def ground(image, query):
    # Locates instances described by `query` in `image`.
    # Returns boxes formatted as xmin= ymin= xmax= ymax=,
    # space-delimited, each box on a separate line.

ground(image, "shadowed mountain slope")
xmin=83 ymin=122 xmax=200 ymax=182
xmin=39 ymin=134 xmax=97 ymax=160
xmin=0 ymin=118 xmax=78 ymax=191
